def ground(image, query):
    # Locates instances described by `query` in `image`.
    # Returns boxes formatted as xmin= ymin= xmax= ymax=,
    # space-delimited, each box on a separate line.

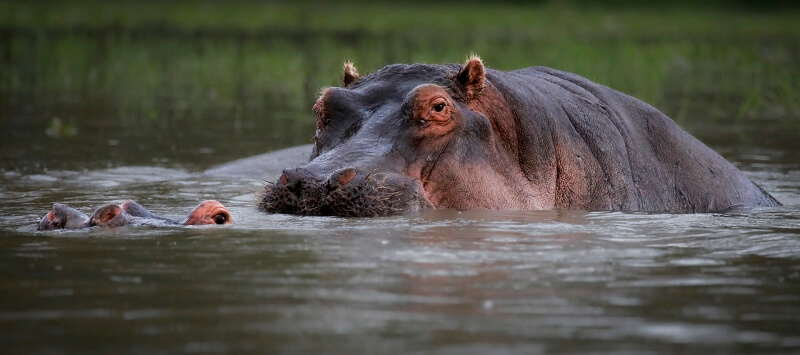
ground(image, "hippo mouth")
xmin=259 ymin=169 xmax=432 ymax=217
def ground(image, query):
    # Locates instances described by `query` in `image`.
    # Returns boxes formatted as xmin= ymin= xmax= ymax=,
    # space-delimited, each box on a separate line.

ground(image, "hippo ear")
xmin=343 ymin=61 xmax=360 ymax=88
xmin=90 ymin=204 xmax=122 ymax=226
xmin=456 ymin=55 xmax=485 ymax=101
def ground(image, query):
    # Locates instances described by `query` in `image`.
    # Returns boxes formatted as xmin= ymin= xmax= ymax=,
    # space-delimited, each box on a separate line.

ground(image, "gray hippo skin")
xmin=254 ymin=57 xmax=779 ymax=216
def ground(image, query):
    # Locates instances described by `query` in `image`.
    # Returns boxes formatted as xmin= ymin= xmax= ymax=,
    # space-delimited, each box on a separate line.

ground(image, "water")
xmin=2 ymin=26 xmax=800 ymax=354
xmin=2 ymin=200 xmax=800 ymax=353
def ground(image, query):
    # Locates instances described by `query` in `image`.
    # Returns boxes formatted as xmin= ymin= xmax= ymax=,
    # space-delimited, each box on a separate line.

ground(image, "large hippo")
xmin=260 ymin=57 xmax=780 ymax=216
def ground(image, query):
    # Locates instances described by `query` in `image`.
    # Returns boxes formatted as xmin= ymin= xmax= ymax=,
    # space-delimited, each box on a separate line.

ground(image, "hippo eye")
xmin=433 ymin=102 xmax=445 ymax=112
xmin=213 ymin=214 xmax=227 ymax=224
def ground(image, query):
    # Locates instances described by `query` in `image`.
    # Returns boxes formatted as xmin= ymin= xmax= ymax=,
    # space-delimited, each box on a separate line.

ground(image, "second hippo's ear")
xmin=90 ymin=204 xmax=124 ymax=227
xmin=343 ymin=61 xmax=360 ymax=88
xmin=456 ymin=55 xmax=485 ymax=101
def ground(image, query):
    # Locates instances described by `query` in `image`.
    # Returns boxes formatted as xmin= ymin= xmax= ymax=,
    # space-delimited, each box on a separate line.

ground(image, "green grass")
xmin=3 ymin=1 xmax=799 ymax=38
xmin=1 ymin=0 xmax=799 ymax=122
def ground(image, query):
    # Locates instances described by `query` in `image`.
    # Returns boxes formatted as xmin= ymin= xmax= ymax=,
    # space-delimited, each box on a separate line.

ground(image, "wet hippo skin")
xmin=242 ymin=57 xmax=781 ymax=216
xmin=37 ymin=200 xmax=233 ymax=230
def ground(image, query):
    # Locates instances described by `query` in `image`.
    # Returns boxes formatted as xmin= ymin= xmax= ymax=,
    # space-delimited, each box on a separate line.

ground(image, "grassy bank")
xmin=3 ymin=1 xmax=800 ymax=38
xmin=1 ymin=1 xmax=798 ymax=121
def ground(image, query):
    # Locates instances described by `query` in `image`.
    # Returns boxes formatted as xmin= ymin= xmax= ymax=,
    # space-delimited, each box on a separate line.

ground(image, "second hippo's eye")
xmin=213 ymin=214 xmax=227 ymax=224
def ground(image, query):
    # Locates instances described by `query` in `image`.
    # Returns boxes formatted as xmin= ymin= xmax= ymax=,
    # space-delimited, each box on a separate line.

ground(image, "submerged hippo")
xmin=37 ymin=200 xmax=232 ymax=231
xmin=260 ymin=57 xmax=780 ymax=216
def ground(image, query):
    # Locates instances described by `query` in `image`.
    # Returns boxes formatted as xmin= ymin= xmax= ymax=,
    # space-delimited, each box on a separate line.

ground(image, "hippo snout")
xmin=260 ymin=167 xmax=431 ymax=217
xmin=278 ymin=167 xmax=357 ymax=193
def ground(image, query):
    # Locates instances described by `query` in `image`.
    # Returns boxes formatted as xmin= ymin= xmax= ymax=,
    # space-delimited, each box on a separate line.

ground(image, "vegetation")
xmin=0 ymin=1 xmax=798 ymax=170
xmin=2 ymin=1 xmax=798 ymax=119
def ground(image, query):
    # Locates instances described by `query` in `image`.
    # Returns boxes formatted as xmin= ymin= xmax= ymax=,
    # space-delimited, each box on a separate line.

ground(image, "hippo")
xmin=37 ymin=200 xmax=232 ymax=230
xmin=260 ymin=57 xmax=780 ymax=216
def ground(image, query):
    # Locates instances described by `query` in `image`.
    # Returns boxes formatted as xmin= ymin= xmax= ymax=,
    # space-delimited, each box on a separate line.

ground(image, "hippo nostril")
xmin=279 ymin=169 xmax=305 ymax=193
xmin=337 ymin=169 xmax=357 ymax=186
xmin=328 ymin=168 xmax=357 ymax=190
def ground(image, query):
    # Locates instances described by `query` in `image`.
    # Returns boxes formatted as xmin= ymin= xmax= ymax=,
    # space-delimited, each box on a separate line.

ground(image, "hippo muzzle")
xmin=259 ymin=167 xmax=432 ymax=217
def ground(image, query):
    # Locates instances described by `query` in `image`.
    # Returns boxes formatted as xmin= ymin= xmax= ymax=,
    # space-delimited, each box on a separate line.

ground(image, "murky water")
xmin=2 ymin=28 xmax=800 ymax=353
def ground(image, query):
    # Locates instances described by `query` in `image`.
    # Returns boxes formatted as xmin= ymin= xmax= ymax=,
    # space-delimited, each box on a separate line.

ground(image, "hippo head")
xmin=37 ymin=203 xmax=91 ymax=230
xmin=261 ymin=57 xmax=520 ymax=217
xmin=260 ymin=56 xmax=785 ymax=216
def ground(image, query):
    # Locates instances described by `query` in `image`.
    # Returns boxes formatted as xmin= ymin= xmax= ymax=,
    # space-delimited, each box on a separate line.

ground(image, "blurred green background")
xmin=1 ymin=0 xmax=798 ymax=172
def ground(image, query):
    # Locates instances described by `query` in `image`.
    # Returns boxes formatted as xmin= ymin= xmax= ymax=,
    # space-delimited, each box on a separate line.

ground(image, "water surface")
xmin=1 ymin=22 xmax=800 ymax=354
